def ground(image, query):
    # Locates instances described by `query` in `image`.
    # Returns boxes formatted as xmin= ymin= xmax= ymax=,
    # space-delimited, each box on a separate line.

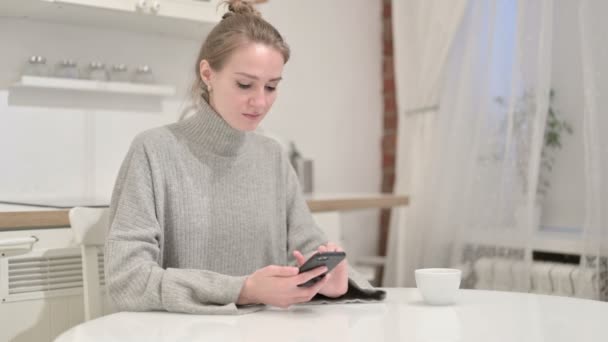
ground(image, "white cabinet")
xmin=0 ymin=0 xmax=225 ymax=38
xmin=149 ymin=0 xmax=223 ymax=23
xmin=49 ymin=0 xmax=138 ymax=12
xmin=51 ymin=0 xmax=224 ymax=22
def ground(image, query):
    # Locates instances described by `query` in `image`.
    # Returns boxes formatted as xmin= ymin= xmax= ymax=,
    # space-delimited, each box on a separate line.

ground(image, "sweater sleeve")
xmin=104 ymin=136 xmax=260 ymax=315
xmin=284 ymin=157 xmax=386 ymax=303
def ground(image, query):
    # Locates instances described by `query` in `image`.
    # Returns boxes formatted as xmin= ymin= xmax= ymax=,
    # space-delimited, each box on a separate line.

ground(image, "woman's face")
xmin=200 ymin=42 xmax=285 ymax=132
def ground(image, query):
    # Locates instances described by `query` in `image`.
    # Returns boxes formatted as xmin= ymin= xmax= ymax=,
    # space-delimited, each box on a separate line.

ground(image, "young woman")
xmin=105 ymin=0 xmax=384 ymax=315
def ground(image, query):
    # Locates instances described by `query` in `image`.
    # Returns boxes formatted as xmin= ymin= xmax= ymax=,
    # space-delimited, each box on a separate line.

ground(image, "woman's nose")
xmin=249 ymin=87 xmax=267 ymax=108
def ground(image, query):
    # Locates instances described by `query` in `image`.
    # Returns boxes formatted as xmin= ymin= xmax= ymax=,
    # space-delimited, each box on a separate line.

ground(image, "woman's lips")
xmin=242 ymin=113 xmax=261 ymax=120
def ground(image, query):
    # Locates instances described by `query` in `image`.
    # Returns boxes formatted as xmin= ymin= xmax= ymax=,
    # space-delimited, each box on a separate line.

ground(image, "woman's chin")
xmin=232 ymin=122 xmax=259 ymax=132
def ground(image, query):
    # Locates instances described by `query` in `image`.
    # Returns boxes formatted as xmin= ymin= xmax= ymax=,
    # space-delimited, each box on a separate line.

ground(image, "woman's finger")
xmin=264 ymin=265 xmax=300 ymax=277
xmin=293 ymin=273 xmax=331 ymax=304
xmin=326 ymin=242 xmax=338 ymax=252
xmin=306 ymin=272 xmax=330 ymax=295
xmin=293 ymin=250 xmax=306 ymax=266
xmin=295 ymin=265 xmax=328 ymax=285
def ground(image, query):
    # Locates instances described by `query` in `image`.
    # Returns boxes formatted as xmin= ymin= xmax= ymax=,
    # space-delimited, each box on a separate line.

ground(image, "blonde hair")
xmin=194 ymin=0 xmax=290 ymax=103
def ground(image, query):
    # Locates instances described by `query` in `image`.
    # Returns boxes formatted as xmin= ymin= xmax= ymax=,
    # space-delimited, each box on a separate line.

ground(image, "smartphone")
xmin=297 ymin=251 xmax=346 ymax=288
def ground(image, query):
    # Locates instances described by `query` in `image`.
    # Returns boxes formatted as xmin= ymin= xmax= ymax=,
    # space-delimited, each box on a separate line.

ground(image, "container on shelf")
xmin=109 ymin=64 xmax=129 ymax=82
xmin=86 ymin=62 xmax=108 ymax=81
xmin=23 ymin=55 xmax=49 ymax=77
xmin=54 ymin=59 xmax=80 ymax=79
xmin=132 ymin=65 xmax=155 ymax=84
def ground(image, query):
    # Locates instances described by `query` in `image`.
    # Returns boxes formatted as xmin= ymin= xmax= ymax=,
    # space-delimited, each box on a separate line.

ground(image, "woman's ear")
xmin=199 ymin=60 xmax=213 ymax=87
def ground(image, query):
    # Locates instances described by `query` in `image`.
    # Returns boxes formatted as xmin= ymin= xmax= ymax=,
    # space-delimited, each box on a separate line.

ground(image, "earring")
xmin=207 ymin=84 xmax=212 ymax=93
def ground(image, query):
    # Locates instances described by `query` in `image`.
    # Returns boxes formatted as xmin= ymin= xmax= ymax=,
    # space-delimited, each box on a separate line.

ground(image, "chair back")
xmin=69 ymin=207 xmax=109 ymax=321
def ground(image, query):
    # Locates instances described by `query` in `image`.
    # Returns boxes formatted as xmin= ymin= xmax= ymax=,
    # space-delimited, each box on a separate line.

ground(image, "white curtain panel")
xmin=579 ymin=0 xmax=608 ymax=301
xmin=384 ymin=0 xmax=468 ymax=286
xmin=386 ymin=0 xmax=554 ymax=287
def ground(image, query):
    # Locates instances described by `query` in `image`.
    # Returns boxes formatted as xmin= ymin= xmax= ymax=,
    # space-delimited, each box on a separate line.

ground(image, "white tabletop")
xmin=56 ymin=288 xmax=608 ymax=342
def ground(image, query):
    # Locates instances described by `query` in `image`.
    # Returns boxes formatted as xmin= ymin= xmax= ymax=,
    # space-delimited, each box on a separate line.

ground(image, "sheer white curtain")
xmin=383 ymin=0 xmax=468 ymax=287
xmin=385 ymin=0 xmax=554 ymax=287
xmin=579 ymin=0 xmax=608 ymax=301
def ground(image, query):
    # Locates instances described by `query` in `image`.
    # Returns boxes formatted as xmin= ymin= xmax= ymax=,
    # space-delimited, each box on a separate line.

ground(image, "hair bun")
xmin=222 ymin=0 xmax=261 ymax=19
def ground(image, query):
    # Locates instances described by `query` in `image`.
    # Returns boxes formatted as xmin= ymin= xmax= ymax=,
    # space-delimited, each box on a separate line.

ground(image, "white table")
xmin=55 ymin=288 xmax=608 ymax=342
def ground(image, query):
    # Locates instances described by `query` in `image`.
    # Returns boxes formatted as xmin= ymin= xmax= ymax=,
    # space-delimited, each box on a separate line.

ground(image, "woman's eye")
xmin=265 ymin=86 xmax=277 ymax=92
xmin=237 ymin=82 xmax=251 ymax=89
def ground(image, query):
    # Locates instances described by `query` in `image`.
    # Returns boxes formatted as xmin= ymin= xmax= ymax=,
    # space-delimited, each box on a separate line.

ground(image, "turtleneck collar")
xmin=177 ymin=100 xmax=250 ymax=157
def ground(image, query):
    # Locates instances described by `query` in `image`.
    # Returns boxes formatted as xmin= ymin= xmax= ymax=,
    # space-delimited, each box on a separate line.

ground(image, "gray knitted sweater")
xmin=104 ymin=100 xmax=383 ymax=315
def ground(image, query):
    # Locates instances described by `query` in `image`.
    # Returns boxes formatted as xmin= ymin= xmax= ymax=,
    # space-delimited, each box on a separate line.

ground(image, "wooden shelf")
xmin=355 ymin=255 xmax=387 ymax=267
xmin=13 ymin=76 xmax=176 ymax=97
xmin=305 ymin=193 xmax=409 ymax=212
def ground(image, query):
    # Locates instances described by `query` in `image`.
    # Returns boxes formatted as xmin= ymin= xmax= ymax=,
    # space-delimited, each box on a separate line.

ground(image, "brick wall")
xmin=378 ymin=0 xmax=397 ymax=283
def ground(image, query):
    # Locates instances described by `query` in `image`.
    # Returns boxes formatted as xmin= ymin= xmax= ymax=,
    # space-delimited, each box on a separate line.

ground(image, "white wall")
xmin=258 ymin=0 xmax=383 ymax=259
xmin=0 ymin=0 xmax=383 ymax=259
xmin=0 ymin=18 xmax=199 ymax=202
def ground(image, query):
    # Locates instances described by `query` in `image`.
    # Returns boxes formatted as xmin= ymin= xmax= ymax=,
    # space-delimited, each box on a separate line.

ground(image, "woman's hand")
xmin=237 ymin=264 xmax=331 ymax=308
xmin=293 ymin=242 xmax=349 ymax=298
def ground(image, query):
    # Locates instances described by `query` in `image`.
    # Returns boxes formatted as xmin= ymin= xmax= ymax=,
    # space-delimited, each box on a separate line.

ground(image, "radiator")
xmin=0 ymin=229 xmax=110 ymax=342
xmin=456 ymin=243 xmax=608 ymax=301
xmin=1 ymin=247 xmax=104 ymax=303
xmin=465 ymin=256 xmax=605 ymax=300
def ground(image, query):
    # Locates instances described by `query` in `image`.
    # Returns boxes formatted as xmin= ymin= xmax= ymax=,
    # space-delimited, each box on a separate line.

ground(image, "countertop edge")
xmin=0 ymin=194 xmax=408 ymax=231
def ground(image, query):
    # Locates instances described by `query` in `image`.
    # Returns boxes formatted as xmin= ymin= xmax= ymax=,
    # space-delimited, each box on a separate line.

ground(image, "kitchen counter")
xmin=0 ymin=193 xmax=408 ymax=231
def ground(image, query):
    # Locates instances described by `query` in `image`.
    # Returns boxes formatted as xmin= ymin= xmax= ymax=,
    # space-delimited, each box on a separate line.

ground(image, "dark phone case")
xmin=297 ymin=252 xmax=346 ymax=288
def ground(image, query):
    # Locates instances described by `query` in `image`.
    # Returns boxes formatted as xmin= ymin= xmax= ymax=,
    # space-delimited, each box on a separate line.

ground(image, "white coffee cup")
xmin=415 ymin=268 xmax=462 ymax=305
